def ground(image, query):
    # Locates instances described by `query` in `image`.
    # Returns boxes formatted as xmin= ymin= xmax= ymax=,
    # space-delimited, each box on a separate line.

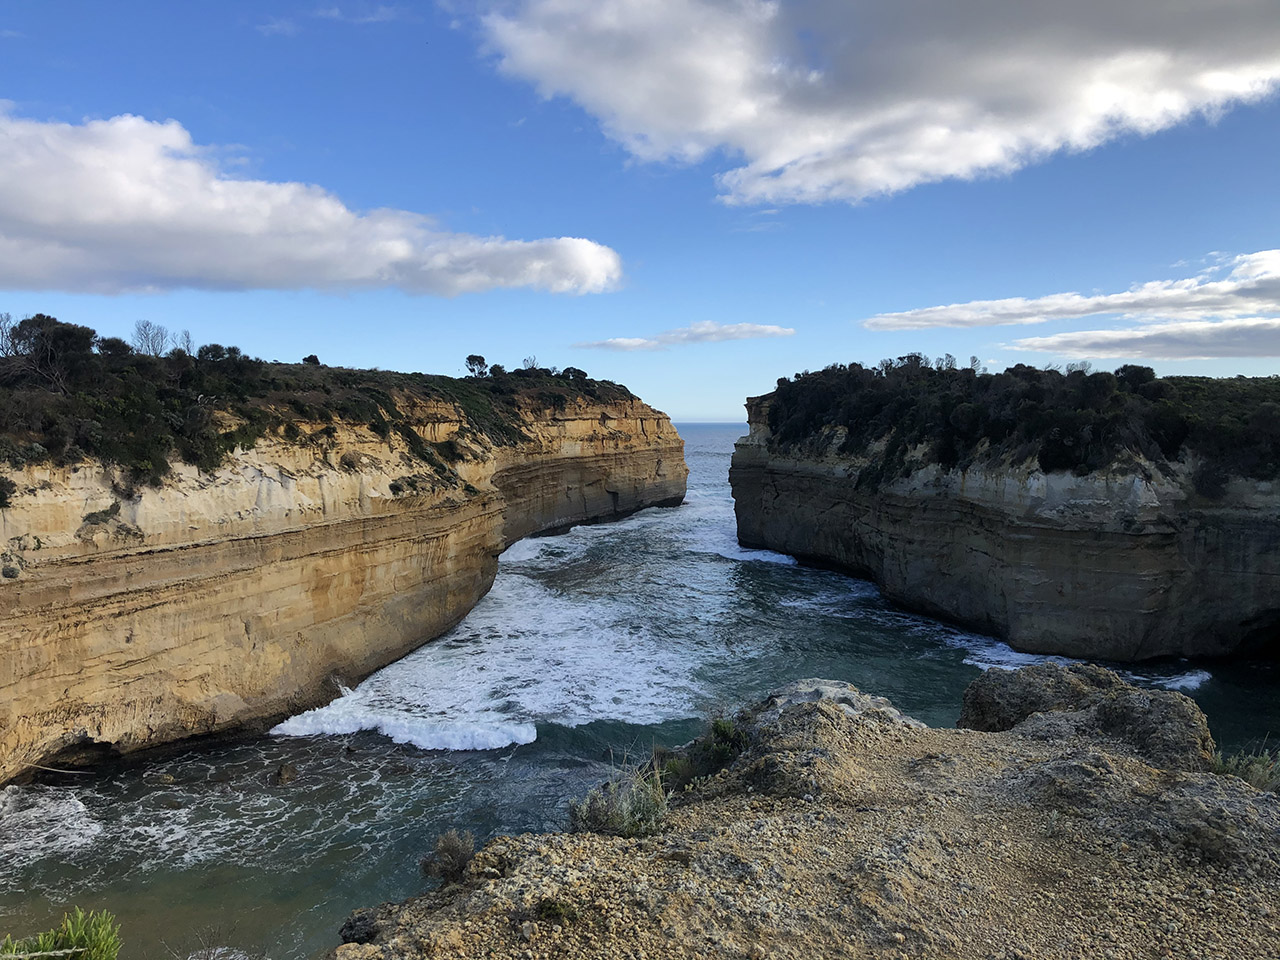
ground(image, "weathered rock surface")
xmin=0 ymin=396 xmax=686 ymax=784
xmin=729 ymin=394 xmax=1280 ymax=661
xmin=335 ymin=668 xmax=1280 ymax=960
xmin=959 ymin=662 xmax=1216 ymax=771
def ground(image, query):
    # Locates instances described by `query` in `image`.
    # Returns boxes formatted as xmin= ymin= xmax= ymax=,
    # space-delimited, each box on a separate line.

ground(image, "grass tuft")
xmin=569 ymin=764 xmax=668 ymax=838
xmin=1212 ymin=744 xmax=1280 ymax=793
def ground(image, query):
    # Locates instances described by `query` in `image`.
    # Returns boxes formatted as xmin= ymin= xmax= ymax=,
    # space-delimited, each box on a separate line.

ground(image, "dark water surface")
xmin=3 ymin=424 xmax=1277 ymax=958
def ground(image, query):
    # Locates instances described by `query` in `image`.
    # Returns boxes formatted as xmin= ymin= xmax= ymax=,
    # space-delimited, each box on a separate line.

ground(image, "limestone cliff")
xmin=0 ymin=396 xmax=686 ymax=784
xmin=730 ymin=394 xmax=1280 ymax=661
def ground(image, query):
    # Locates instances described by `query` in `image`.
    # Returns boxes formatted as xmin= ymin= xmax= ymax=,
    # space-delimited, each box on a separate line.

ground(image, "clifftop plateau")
xmin=331 ymin=664 xmax=1280 ymax=960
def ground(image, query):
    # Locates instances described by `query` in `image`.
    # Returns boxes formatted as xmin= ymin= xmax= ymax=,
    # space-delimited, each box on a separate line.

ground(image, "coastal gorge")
xmin=730 ymin=357 xmax=1280 ymax=662
xmin=0 ymin=323 xmax=687 ymax=785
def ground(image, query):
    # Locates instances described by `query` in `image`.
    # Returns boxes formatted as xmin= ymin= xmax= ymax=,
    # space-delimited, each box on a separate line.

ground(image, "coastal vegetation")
xmin=1213 ymin=744 xmax=1280 ymax=793
xmin=0 ymin=313 xmax=633 ymax=490
xmin=0 ymin=908 xmax=121 ymax=960
xmin=767 ymin=354 xmax=1280 ymax=492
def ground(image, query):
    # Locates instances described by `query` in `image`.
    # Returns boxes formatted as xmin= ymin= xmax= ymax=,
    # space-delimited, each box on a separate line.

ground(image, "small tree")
xmin=302 ymin=354 xmax=321 ymax=365
xmin=132 ymin=319 xmax=171 ymax=356
xmin=465 ymin=354 xmax=488 ymax=377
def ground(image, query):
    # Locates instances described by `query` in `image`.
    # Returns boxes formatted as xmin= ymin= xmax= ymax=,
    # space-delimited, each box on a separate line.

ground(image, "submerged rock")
xmin=330 ymin=666 xmax=1280 ymax=960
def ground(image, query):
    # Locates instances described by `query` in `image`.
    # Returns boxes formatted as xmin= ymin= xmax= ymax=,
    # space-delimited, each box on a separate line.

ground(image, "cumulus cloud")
xmin=863 ymin=250 xmax=1280 ymax=329
xmin=481 ymin=0 xmax=1280 ymax=204
xmin=1012 ymin=318 xmax=1280 ymax=359
xmin=577 ymin=320 xmax=794 ymax=350
xmin=0 ymin=105 xmax=621 ymax=295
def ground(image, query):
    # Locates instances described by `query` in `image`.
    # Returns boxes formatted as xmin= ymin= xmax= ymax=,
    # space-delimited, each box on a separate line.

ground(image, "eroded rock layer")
xmin=332 ymin=666 xmax=1279 ymax=960
xmin=0 ymin=397 xmax=686 ymax=783
xmin=730 ymin=395 xmax=1280 ymax=661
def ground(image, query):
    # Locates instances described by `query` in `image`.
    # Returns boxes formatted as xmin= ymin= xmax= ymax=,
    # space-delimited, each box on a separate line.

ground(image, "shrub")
xmin=419 ymin=829 xmax=474 ymax=884
xmin=569 ymin=765 xmax=668 ymax=838
xmin=662 ymin=716 xmax=750 ymax=792
xmin=534 ymin=898 xmax=579 ymax=924
xmin=1 ymin=907 xmax=122 ymax=960
xmin=1212 ymin=745 xmax=1280 ymax=793
xmin=0 ymin=476 xmax=15 ymax=509
xmin=766 ymin=356 xmax=1280 ymax=484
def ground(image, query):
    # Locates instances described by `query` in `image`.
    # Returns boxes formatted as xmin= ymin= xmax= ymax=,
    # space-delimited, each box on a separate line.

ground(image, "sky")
xmin=1 ymin=1 xmax=1279 ymax=421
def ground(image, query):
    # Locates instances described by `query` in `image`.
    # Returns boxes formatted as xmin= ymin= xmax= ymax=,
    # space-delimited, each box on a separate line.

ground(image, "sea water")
xmin=2 ymin=424 xmax=1276 ymax=959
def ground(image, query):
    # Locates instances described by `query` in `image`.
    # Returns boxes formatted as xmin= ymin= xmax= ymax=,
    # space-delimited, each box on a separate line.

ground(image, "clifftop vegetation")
xmin=766 ymin=353 xmax=1280 ymax=494
xmin=0 ymin=313 xmax=634 ymax=488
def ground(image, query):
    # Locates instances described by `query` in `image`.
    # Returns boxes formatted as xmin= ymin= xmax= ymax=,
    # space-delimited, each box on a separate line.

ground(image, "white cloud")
xmin=255 ymin=17 xmax=299 ymax=37
xmin=863 ymin=250 xmax=1280 ymax=329
xmin=314 ymin=5 xmax=408 ymax=25
xmin=481 ymin=0 xmax=1280 ymax=204
xmin=0 ymin=29 xmax=23 ymax=39
xmin=577 ymin=320 xmax=794 ymax=350
xmin=1012 ymin=317 xmax=1280 ymax=360
xmin=0 ymin=105 xmax=621 ymax=295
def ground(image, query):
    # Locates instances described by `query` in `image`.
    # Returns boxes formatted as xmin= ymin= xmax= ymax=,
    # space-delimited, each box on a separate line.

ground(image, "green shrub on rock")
xmin=1212 ymin=745 xmax=1280 ymax=793
xmin=569 ymin=765 xmax=668 ymax=838
xmin=420 ymin=828 xmax=475 ymax=884
xmin=1 ymin=908 xmax=122 ymax=960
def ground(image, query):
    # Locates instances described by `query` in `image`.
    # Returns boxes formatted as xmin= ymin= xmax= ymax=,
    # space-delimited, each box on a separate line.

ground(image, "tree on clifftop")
xmin=465 ymin=354 xmax=488 ymax=378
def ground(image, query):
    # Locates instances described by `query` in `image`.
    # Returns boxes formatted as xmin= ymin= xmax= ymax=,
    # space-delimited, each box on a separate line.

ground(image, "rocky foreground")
xmin=332 ymin=665 xmax=1279 ymax=960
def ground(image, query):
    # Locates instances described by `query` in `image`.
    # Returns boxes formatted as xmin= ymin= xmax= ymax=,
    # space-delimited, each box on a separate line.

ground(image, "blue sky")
xmin=2 ymin=2 xmax=1279 ymax=420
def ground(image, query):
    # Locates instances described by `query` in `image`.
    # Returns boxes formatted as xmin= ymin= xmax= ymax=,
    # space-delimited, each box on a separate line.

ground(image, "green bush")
xmin=419 ymin=828 xmax=475 ymax=884
xmin=1 ymin=908 xmax=122 ymax=960
xmin=767 ymin=355 xmax=1280 ymax=485
xmin=0 ymin=313 xmax=636 ymax=482
xmin=569 ymin=765 xmax=668 ymax=838
xmin=662 ymin=716 xmax=749 ymax=792
xmin=1212 ymin=745 xmax=1280 ymax=792
xmin=0 ymin=476 xmax=15 ymax=509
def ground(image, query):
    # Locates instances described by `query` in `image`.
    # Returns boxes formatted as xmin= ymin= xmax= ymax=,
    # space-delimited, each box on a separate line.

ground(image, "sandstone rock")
xmin=729 ymin=394 xmax=1280 ymax=661
xmin=959 ymin=663 xmax=1215 ymax=771
xmin=0 ymin=396 xmax=687 ymax=783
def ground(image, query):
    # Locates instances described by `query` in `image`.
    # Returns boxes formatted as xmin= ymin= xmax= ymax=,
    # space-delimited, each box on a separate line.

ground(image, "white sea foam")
xmin=0 ymin=785 xmax=102 ymax=877
xmin=272 ymin=568 xmax=708 ymax=750
xmin=1139 ymin=668 xmax=1213 ymax=691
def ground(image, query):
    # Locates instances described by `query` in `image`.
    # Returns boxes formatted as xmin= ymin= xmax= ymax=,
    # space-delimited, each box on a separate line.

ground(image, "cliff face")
xmin=0 ymin=397 xmax=686 ymax=784
xmin=730 ymin=395 xmax=1280 ymax=661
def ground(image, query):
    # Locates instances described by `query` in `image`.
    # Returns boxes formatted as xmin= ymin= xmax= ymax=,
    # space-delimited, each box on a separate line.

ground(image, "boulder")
xmin=959 ymin=662 xmax=1215 ymax=771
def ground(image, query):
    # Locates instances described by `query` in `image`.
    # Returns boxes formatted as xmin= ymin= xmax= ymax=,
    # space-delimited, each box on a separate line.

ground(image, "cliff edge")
xmin=0 ymin=391 xmax=686 ymax=784
xmin=331 ymin=665 xmax=1279 ymax=960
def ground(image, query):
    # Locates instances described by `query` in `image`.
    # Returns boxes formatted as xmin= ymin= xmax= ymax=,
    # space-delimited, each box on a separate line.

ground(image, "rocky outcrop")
xmin=0 ymin=396 xmax=686 ymax=784
xmin=959 ymin=662 xmax=1216 ymax=771
xmin=334 ymin=667 xmax=1280 ymax=960
xmin=730 ymin=394 xmax=1280 ymax=661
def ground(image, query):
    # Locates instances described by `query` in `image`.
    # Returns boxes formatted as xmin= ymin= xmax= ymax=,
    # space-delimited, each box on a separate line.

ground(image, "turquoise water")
xmin=2 ymin=423 xmax=1276 ymax=958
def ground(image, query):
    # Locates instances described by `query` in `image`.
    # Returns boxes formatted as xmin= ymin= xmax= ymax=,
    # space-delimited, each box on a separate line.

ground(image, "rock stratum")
xmin=0 ymin=395 xmax=686 ymax=784
xmin=730 ymin=395 xmax=1280 ymax=661
xmin=332 ymin=665 xmax=1279 ymax=960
